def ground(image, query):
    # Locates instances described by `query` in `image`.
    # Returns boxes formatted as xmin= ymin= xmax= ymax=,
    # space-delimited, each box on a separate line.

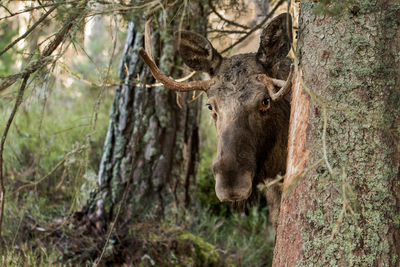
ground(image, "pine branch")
xmin=0 ymin=56 xmax=54 ymax=91
xmin=0 ymin=4 xmax=58 ymax=57
xmin=0 ymin=1 xmax=78 ymax=21
xmin=0 ymin=2 xmax=87 ymax=92
xmin=0 ymin=0 xmax=90 ymax=237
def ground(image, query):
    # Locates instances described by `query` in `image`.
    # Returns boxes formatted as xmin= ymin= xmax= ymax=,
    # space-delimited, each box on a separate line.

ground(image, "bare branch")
xmin=221 ymin=0 xmax=285 ymax=54
xmin=0 ymin=4 xmax=14 ymax=16
xmin=0 ymin=4 xmax=57 ymax=58
xmin=0 ymin=56 xmax=54 ymax=91
xmin=0 ymin=2 xmax=87 ymax=92
xmin=207 ymin=29 xmax=248 ymax=34
xmin=208 ymin=0 xmax=250 ymax=30
xmin=0 ymin=1 xmax=78 ymax=21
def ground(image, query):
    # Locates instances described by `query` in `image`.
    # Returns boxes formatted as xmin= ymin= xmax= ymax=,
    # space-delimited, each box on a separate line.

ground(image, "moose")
xmin=139 ymin=13 xmax=293 ymax=226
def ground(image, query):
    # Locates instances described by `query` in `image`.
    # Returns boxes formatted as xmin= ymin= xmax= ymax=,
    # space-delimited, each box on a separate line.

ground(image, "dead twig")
xmin=0 ymin=4 xmax=13 ymax=16
xmin=207 ymin=29 xmax=248 ymax=34
xmin=208 ymin=0 xmax=250 ymax=30
xmin=0 ymin=56 xmax=54 ymax=91
xmin=0 ymin=2 xmax=87 ymax=93
xmin=0 ymin=4 xmax=57 ymax=58
xmin=221 ymin=0 xmax=285 ymax=54
xmin=0 ymin=1 xmax=78 ymax=21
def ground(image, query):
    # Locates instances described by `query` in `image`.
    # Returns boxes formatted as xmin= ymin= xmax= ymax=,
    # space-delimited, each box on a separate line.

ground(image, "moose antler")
xmin=138 ymin=19 xmax=212 ymax=92
xmin=257 ymin=64 xmax=294 ymax=101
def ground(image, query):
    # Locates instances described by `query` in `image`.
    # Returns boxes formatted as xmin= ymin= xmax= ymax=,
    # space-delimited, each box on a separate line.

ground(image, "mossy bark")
xmin=273 ymin=1 xmax=400 ymax=266
xmin=80 ymin=2 xmax=208 ymax=232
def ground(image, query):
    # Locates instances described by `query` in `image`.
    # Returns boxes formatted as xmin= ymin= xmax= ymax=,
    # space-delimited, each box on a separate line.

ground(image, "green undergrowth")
xmin=2 ymin=202 xmax=273 ymax=266
xmin=188 ymin=205 xmax=274 ymax=266
xmin=1 ymin=81 xmax=113 ymax=265
xmin=1 ymin=82 xmax=112 ymax=203
xmin=125 ymin=207 xmax=274 ymax=266
xmin=1 ymin=243 xmax=60 ymax=267
xmin=1 ymin=244 xmax=53 ymax=265
xmin=59 ymin=206 xmax=274 ymax=266
xmin=123 ymin=222 xmax=222 ymax=266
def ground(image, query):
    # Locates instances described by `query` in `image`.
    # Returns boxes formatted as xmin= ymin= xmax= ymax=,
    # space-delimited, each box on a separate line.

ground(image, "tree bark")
xmin=274 ymin=1 xmax=400 ymax=266
xmin=80 ymin=3 xmax=208 ymax=233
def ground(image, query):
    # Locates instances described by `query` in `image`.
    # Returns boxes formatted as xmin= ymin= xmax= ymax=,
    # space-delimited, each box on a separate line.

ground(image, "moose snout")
xmin=214 ymin=171 xmax=253 ymax=202
xmin=212 ymin=130 xmax=255 ymax=202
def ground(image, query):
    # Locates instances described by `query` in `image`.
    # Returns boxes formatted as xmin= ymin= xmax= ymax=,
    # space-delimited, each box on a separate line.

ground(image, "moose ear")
xmin=257 ymin=13 xmax=292 ymax=68
xmin=174 ymin=31 xmax=222 ymax=75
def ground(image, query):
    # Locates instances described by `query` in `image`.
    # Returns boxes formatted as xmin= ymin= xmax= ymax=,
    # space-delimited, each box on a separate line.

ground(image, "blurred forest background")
xmin=0 ymin=0 xmax=295 ymax=265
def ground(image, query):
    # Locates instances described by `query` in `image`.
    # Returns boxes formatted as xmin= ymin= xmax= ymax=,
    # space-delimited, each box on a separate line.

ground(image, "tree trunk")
xmin=273 ymin=2 xmax=400 ymax=266
xmin=80 ymin=3 xmax=208 ymax=233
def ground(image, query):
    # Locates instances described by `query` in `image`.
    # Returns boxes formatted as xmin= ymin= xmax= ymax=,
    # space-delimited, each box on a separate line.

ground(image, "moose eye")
xmin=262 ymin=97 xmax=271 ymax=107
xmin=260 ymin=97 xmax=271 ymax=112
xmin=206 ymin=104 xmax=213 ymax=111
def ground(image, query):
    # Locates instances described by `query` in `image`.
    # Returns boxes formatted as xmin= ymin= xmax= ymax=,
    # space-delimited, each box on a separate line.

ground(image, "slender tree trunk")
xmin=274 ymin=2 xmax=400 ymax=266
xmin=80 ymin=3 xmax=208 ymax=233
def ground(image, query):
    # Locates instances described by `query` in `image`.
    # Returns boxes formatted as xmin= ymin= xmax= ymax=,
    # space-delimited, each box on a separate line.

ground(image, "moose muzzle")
xmin=214 ymin=171 xmax=253 ymax=202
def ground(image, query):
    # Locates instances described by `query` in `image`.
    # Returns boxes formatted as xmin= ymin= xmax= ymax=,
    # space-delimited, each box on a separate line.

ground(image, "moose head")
xmin=139 ymin=13 xmax=293 ymax=204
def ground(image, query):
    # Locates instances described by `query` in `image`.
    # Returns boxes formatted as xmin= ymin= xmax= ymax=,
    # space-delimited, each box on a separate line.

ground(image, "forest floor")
xmin=2 ymin=174 xmax=275 ymax=266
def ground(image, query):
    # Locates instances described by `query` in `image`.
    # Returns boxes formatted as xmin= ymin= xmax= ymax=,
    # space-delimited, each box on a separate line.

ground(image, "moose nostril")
xmin=216 ymin=188 xmax=252 ymax=202
xmin=228 ymin=192 xmax=242 ymax=200
xmin=214 ymin=171 xmax=253 ymax=202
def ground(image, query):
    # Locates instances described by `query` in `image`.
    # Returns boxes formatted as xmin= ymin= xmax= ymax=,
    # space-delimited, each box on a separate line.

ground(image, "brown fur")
xmin=175 ymin=13 xmax=293 ymax=225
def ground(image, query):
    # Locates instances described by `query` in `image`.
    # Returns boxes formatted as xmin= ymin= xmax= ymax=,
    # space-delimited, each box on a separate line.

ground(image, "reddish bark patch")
xmin=284 ymin=68 xmax=309 ymax=190
xmin=273 ymin=68 xmax=310 ymax=267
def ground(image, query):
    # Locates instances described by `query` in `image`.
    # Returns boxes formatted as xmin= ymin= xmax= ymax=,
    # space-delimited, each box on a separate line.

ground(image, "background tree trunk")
xmin=80 ymin=2 xmax=209 ymax=233
xmin=273 ymin=2 xmax=400 ymax=266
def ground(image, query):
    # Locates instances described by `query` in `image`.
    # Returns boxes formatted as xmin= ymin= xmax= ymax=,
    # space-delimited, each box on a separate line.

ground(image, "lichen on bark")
xmin=274 ymin=1 xmax=400 ymax=266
